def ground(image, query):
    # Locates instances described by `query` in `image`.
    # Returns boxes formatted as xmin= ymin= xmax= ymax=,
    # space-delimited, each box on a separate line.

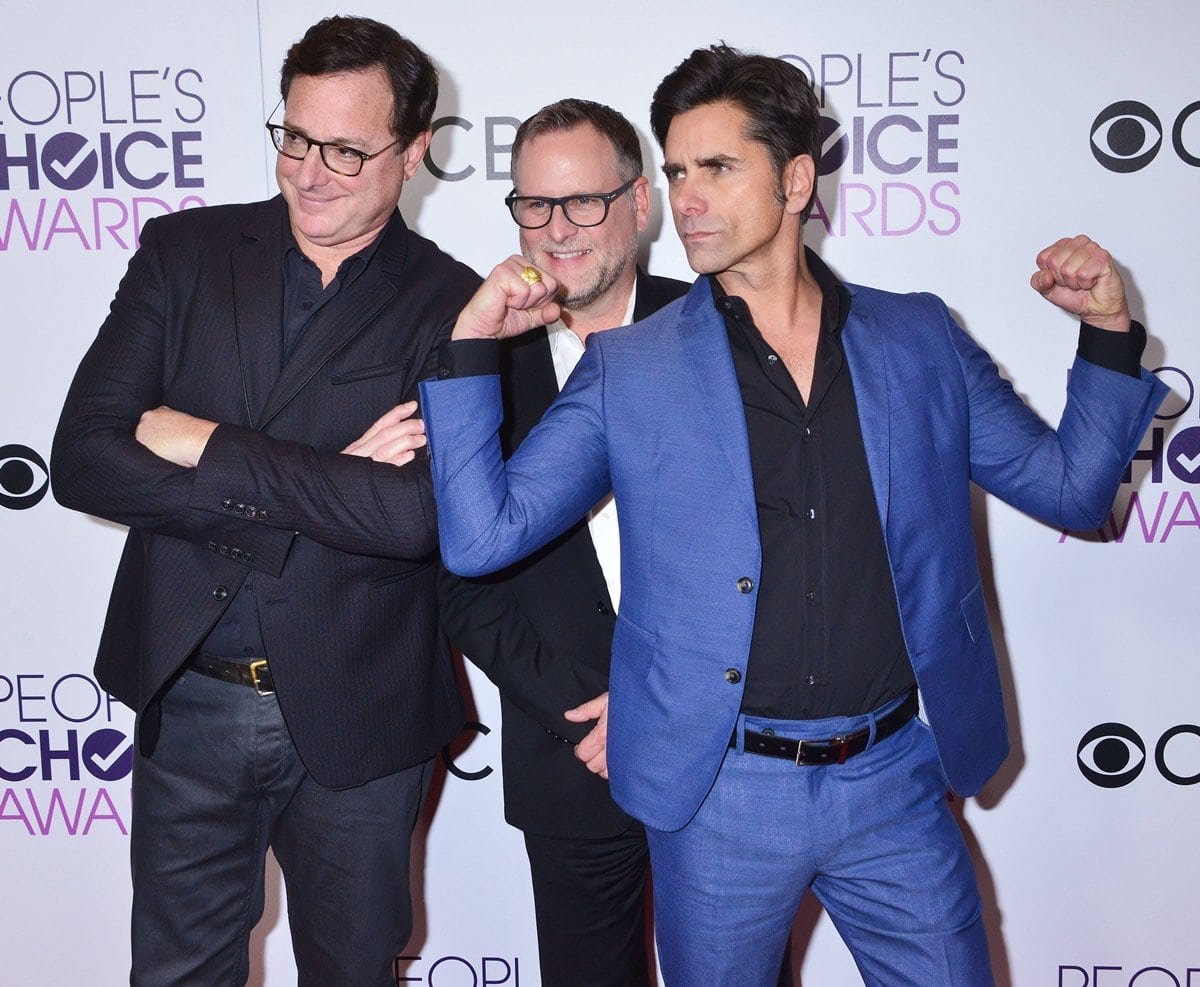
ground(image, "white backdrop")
xmin=3 ymin=2 xmax=1198 ymax=984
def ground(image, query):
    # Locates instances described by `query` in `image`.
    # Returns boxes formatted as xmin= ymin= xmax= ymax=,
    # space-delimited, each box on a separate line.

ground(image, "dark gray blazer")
xmin=52 ymin=196 xmax=479 ymax=788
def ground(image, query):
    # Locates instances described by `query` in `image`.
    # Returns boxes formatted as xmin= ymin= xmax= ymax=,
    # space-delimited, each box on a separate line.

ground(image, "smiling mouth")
xmin=545 ymin=248 xmax=592 ymax=261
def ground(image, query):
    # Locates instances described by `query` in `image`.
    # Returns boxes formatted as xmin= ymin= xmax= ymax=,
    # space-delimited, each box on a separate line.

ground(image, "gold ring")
xmin=520 ymin=266 xmax=542 ymax=286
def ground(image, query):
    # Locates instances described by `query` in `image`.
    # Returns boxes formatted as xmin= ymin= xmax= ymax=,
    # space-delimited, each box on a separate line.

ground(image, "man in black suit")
xmin=50 ymin=16 xmax=477 ymax=985
xmin=438 ymin=99 xmax=688 ymax=987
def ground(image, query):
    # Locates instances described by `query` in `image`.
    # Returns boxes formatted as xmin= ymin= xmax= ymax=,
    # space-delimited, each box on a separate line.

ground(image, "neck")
xmin=292 ymin=221 xmax=387 ymax=288
xmin=715 ymin=236 xmax=819 ymax=331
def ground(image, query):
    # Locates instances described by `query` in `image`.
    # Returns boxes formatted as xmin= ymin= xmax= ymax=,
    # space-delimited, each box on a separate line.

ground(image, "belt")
xmin=733 ymin=688 xmax=919 ymax=766
xmin=187 ymin=652 xmax=275 ymax=696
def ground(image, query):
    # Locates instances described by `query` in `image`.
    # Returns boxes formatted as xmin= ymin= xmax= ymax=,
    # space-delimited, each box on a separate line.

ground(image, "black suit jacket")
xmin=438 ymin=270 xmax=689 ymax=838
xmin=52 ymin=196 xmax=480 ymax=788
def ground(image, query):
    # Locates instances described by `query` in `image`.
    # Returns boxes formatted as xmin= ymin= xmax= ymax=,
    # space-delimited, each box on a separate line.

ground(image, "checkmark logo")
xmin=82 ymin=729 xmax=133 ymax=781
xmin=1176 ymin=452 xmax=1200 ymax=475
xmin=42 ymin=132 xmax=98 ymax=191
xmin=1167 ymin=427 xmax=1200 ymax=483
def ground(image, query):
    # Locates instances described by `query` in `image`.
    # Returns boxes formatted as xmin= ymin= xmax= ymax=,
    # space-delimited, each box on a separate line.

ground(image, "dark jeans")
xmin=130 ymin=668 xmax=431 ymax=986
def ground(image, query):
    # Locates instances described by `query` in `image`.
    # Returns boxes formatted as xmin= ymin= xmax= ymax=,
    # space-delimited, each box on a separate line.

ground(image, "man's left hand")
xmin=1031 ymin=234 xmax=1131 ymax=333
xmin=135 ymin=406 xmax=218 ymax=467
xmin=565 ymin=691 xmax=609 ymax=779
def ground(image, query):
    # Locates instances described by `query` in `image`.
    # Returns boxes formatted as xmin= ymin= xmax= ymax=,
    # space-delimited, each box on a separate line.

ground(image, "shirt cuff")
xmin=1077 ymin=320 xmax=1146 ymax=379
xmin=437 ymin=338 xmax=500 ymax=379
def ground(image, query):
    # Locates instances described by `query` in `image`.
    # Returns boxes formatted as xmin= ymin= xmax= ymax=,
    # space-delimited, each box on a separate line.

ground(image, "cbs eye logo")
xmin=1077 ymin=722 xmax=1200 ymax=787
xmin=0 ymin=444 xmax=50 ymax=510
xmin=1090 ymin=100 xmax=1200 ymax=172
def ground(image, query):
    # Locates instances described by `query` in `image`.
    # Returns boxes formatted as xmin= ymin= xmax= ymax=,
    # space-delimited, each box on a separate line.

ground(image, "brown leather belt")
xmin=733 ymin=688 xmax=919 ymax=766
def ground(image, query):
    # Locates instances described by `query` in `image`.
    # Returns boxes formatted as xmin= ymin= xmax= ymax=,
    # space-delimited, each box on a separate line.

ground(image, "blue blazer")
xmin=422 ymin=276 xmax=1165 ymax=832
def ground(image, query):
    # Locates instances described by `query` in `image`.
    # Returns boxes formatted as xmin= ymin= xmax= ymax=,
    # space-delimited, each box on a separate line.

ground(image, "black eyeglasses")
xmin=266 ymin=123 xmax=401 ymax=177
xmin=505 ymin=177 xmax=638 ymax=229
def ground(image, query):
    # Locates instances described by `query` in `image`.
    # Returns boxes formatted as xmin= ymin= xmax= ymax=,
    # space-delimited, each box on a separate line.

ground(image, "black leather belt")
xmin=733 ymin=688 xmax=919 ymax=766
xmin=187 ymin=652 xmax=275 ymax=695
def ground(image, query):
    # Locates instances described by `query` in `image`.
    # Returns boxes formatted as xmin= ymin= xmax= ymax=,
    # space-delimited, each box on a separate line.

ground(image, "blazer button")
xmin=724 ymin=668 xmax=742 ymax=684
xmin=243 ymin=551 xmax=254 ymax=564
xmin=245 ymin=506 xmax=257 ymax=518
xmin=219 ymin=544 xmax=229 ymax=555
xmin=207 ymin=541 xmax=218 ymax=551
xmin=234 ymin=503 xmax=246 ymax=515
xmin=220 ymin=499 xmax=233 ymax=511
xmin=596 ymin=601 xmax=611 ymax=615
xmin=736 ymin=577 xmax=754 ymax=594
xmin=258 ymin=509 xmax=269 ymax=521
xmin=212 ymin=586 xmax=228 ymax=601
xmin=231 ymin=548 xmax=242 ymax=560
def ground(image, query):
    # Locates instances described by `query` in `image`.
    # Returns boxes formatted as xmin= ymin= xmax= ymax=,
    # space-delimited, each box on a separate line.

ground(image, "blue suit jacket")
xmin=422 ymin=276 xmax=1165 ymax=832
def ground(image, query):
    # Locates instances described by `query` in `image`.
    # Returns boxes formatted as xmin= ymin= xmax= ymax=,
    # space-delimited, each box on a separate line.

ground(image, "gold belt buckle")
xmin=249 ymin=659 xmax=273 ymax=696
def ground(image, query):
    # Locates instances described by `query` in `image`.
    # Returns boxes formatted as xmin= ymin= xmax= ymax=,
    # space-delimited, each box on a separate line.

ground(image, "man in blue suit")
xmin=420 ymin=45 xmax=1166 ymax=986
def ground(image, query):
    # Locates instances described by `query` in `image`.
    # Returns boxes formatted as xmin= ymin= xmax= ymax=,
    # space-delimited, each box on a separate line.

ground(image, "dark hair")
xmin=280 ymin=16 xmax=438 ymax=147
xmin=650 ymin=44 xmax=821 ymax=219
xmin=511 ymin=98 xmax=643 ymax=186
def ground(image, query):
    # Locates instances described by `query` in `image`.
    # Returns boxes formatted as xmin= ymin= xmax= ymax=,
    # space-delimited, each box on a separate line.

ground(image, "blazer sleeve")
xmin=420 ymin=340 xmax=613 ymax=578
xmin=51 ymin=217 xmax=296 ymax=574
xmin=52 ymin=216 xmax=449 ymax=568
xmin=437 ymin=565 xmax=607 ymax=743
xmin=938 ymin=295 xmax=1167 ymax=529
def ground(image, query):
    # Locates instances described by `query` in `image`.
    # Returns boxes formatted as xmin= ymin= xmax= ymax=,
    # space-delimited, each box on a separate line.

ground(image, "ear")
xmin=399 ymin=130 xmax=432 ymax=180
xmin=632 ymin=176 xmax=651 ymax=234
xmin=782 ymin=153 xmax=816 ymax=216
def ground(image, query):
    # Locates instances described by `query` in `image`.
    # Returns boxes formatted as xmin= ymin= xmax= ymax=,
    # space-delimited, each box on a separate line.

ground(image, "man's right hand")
xmin=451 ymin=255 xmax=561 ymax=341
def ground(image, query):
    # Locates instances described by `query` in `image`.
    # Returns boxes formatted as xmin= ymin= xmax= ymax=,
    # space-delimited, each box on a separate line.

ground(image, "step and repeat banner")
xmin=3 ymin=1 xmax=1197 ymax=983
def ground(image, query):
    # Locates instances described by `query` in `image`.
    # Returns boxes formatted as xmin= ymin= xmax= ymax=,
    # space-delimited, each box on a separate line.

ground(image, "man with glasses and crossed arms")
xmin=438 ymin=98 xmax=688 ymax=987
xmin=52 ymin=16 xmax=476 ymax=984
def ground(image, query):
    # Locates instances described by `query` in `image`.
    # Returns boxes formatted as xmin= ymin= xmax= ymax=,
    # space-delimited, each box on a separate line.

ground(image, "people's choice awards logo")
xmin=0 ymin=444 xmax=49 ymax=510
xmin=1077 ymin=722 xmax=1200 ymax=788
xmin=0 ymin=672 xmax=132 ymax=837
xmin=1 ymin=66 xmax=208 ymax=253
xmin=781 ymin=47 xmax=966 ymax=238
xmin=1061 ymin=366 xmax=1200 ymax=544
xmin=1090 ymin=99 xmax=1200 ymax=172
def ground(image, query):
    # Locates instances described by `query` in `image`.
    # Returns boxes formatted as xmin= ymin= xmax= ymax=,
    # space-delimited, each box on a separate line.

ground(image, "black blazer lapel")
xmin=257 ymin=211 xmax=411 ymax=430
xmin=230 ymin=209 xmax=287 ymax=429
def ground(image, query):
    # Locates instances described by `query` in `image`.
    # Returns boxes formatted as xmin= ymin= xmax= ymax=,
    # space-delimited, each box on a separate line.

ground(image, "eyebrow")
xmin=279 ymin=121 xmax=370 ymax=149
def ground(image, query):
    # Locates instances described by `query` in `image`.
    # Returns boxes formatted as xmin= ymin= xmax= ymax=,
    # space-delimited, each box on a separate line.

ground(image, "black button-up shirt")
xmin=716 ymin=255 xmax=914 ymax=719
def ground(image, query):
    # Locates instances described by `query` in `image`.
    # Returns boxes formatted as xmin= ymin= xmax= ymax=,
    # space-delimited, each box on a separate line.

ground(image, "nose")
xmin=544 ymin=204 xmax=579 ymax=242
xmin=675 ymin=176 xmax=708 ymax=217
xmin=294 ymin=143 xmax=330 ymax=186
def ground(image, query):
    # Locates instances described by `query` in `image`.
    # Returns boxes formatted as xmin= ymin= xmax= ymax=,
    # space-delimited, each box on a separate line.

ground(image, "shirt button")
xmin=212 ymin=586 xmax=228 ymax=601
xmin=736 ymin=577 xmax=754 ymax=594
xmin=724 ymin=668 xmax=742 ymax=684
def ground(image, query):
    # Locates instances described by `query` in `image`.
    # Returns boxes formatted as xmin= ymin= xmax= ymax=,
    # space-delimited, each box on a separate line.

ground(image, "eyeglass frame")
xmin=265 ymin=122 xmax=403 ymax=177
xmin=504 ymin=177 xmax=639 ymax=229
